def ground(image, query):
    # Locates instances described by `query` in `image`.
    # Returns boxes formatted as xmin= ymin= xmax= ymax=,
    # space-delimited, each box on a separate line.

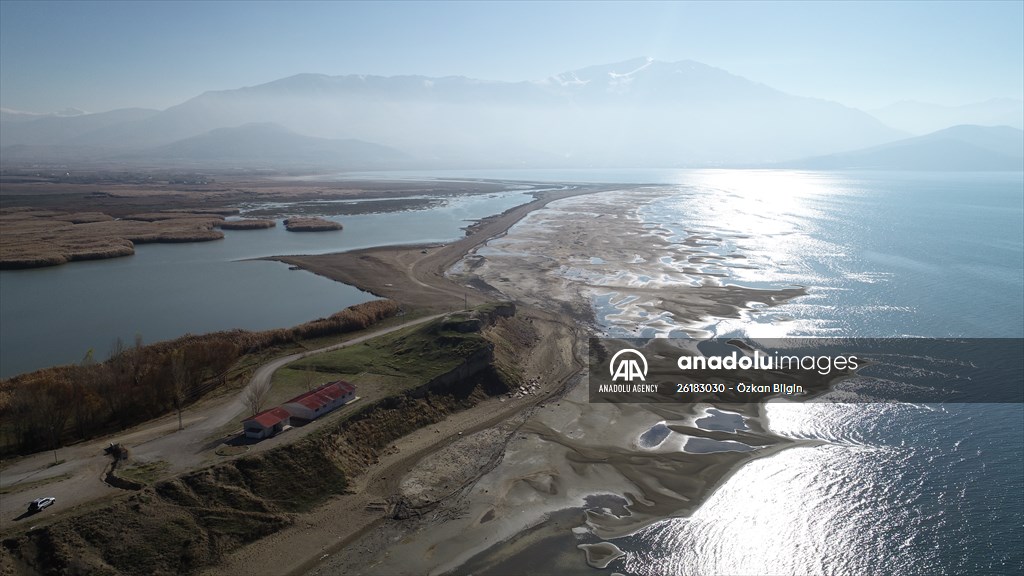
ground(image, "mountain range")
xmin=785 ymin=125 xmax=1024 ymax=171
xmin=868 ymin=99 xmax=1023 ymax=135
xmin=1 ymin=58 xmax=1020 ymax=171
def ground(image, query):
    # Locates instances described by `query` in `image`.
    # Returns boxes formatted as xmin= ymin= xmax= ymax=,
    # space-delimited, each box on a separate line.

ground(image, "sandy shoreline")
xmin=267 ymin=183 xmax=622 ymax=314
xmin=207 ymin=184 xmax=620 ymax=575
xmin=3 ymin=176 xmax=819 ymax=574
xmin=218 ymin=184 xmax=818 ymax=575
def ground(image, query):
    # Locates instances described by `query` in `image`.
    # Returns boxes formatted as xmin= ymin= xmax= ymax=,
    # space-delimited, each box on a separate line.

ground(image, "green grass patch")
xmin=215 ymin=445 xmax=249 ymax=457
xmin=291 ymin=308 xmax=435 ymax=351
xmin=118 ymin=460 xmax=170 ymax=485
xmin=265 ymin=366 xmax=346 ymax=407
xmin=274 ymin=316 xmax=490 ymax=399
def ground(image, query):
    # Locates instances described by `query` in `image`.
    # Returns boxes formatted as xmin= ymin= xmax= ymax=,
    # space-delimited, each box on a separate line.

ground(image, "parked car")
xmin=28 ymin=497 xmax=55 ymax=511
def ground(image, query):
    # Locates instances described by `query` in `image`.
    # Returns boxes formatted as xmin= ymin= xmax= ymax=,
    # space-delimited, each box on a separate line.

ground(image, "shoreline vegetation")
xmin=0 ymin=300 xmax=401 ymax=456
xmin=0 ymin=173 xmax=811 ymax=576
xmin=0 ymin=173 xmax=519 ymax=269
xmin=215 ymin=218 xmax=276 ymax=230
xmin=0 ymin=209 xmax=227 ymax=269
xmin=0 ymin=305 xmax=530 ymax=576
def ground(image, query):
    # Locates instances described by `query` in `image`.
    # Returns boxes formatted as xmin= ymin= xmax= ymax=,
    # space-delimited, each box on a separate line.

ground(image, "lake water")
xmin=3 ymin=168 xmax=1021 ymax=574
xmin=0 ymin=190 xmax=532 ymax=378
xmin=389 ymin=169 xmax=1021 ymax=575
xmin=618 ymin=170 xmax=1022 ymax=576
xmin=585 ymin=168 xmax=1024 ymax=569
xmin=602 ymin=170 xmax=1023 ymax=575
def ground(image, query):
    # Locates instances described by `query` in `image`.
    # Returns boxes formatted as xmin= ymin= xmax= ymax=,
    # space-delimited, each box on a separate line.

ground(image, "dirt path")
xmin=209 ymin=309 xmax=585 ymax=576
xmin=3 ymin=181 xmax=609 ymax=566
xmin=0 ymin=315 xmax=443 ymax=534
xmin=207 ymin=185 xmax=620 ymax=575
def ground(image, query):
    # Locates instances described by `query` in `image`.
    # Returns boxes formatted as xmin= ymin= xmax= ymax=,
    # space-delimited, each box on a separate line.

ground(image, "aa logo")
xmin=609 ymin=348 xmax=648 ymax=382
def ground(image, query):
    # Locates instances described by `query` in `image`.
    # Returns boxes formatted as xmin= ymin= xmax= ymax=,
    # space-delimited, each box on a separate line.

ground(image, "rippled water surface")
xmin=623 ymin=402 xmax=1023 ymax=575
xmin=441 ymin=169 xmax=1023 ymax=575
xmin=622 ymin=171 xmax=1022 ymax=575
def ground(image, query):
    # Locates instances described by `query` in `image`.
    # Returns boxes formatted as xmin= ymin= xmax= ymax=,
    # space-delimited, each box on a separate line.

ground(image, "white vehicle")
xmin=28 ymin=497 xmax=55 ymax=511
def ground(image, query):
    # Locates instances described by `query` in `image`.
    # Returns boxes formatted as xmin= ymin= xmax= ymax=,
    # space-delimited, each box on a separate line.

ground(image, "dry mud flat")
xmin=326 ymin=378 xmax=814 ymax=576
xmin=318 ymin=187 xmax=816 ymax=575
xmin=453 ymin=185 xmax=806 ymax=333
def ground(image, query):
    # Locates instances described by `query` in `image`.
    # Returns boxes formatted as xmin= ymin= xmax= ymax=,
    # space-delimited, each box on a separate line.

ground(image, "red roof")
xmin=243 ymin=407 xmax=291 ymax=428
xmin=285 ymin=381 xmax=356 ymax=411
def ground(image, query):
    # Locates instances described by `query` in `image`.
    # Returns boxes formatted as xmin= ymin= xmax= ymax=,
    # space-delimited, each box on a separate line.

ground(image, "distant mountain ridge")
xmin=869 ymin=99 xmax=1024 ymax=135
xmin=0 ymin=108 xmax=159 ymax=148
xmin=0 ymin=58 xmax=930 ymax=169
xmin=785 ymin=125 xmax=1024 ymax=171
xmin=0 ymin=107 xmax=89 ymax=122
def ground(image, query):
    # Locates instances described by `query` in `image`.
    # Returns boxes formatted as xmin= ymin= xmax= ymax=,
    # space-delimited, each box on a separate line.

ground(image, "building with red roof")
xmin=282 ymin=381 xmax=356 ymax=422
xmin=241 ymin=406 xmax=292 ymax=439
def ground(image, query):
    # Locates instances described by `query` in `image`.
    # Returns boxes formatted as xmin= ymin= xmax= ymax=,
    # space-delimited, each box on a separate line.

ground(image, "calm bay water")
xmin=0 ymin=190 xmax=531 ymax=378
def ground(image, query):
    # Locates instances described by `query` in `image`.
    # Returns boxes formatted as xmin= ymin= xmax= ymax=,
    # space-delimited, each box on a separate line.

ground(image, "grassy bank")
xmin=270 ymin=311 xmax=496 ymax=405
xmin=0 ymin=300 xmax=402 ymax=456
xmin=0 ymin=305 xmax=528 ymax=576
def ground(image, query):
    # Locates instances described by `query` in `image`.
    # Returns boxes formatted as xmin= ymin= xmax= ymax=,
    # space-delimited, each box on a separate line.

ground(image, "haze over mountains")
xmin=868 ymin=99 xmax=1023 ymax=135
xmin=786 ymin=125 xmax=1024 ymax=171
xmin=2 ymin=58 xmax=1021 ymax=171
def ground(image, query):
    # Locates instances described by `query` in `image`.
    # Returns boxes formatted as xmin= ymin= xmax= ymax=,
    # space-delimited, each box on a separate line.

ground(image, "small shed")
xmin=241 ymin=407 xmax=292 ymax=439
xmin=282 ymin=381 xmax=356 ymax=422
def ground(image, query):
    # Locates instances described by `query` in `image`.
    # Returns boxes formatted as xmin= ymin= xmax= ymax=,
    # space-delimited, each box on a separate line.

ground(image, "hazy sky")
xmin=1 ymin=0 xmax=1022 ymax=114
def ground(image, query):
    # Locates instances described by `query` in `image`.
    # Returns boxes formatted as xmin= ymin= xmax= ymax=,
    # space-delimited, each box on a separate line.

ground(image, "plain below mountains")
xmin=126 ymin=123 xmax=409 ymax=169
xmin=785 ymin=125 xmax=1024 ymax=171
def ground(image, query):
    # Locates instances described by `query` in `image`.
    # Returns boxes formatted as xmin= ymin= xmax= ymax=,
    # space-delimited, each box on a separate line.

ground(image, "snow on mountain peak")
xmin=608 ymin=58 xmax=653 ymax=82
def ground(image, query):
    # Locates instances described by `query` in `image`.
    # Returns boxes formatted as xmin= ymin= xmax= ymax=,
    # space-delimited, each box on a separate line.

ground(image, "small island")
xmin=283 ymin=217 xmax=343 ymax=232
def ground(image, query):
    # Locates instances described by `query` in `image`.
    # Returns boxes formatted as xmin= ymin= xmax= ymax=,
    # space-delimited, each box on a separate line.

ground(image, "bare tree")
xmin=244 ymin=372 xmax=271 ymax=416
xmin=72 ymin=359 xmax=103 ymax=439
xmin=35 ymin=375 xmax=73 ymax=451
xmin=170 ymin=350 xmax=191 ymax=431
xmin=103 ymin=337 xmax=137 ymax=429
xmin=302 ymin=362 xmax=316 ymax=391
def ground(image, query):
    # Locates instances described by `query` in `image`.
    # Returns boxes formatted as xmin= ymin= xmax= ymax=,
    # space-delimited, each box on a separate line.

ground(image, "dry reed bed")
xmin=217 ymin=219 xmax=277 ymax=230
xmin=125 ymin=210 xmax=239 ymax=222
xmin=0 ymin=208 xmax=288 ymax=268
xmin=284 ymin=217 xmax=343 ymax=232
xmin=0 ymin=210 xmax=227 ymax=269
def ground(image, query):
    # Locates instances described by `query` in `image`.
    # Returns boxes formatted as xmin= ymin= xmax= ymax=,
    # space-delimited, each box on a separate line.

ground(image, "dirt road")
xmin=208 ymin=186 xmax=625 ymax=575
xmin=0 ymin=314 xmax=443 ymax=534
xmin=209 ymin=307 xmax=585 ymax=576
xmin=3 ymin=181 xmax=610 ymax=567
